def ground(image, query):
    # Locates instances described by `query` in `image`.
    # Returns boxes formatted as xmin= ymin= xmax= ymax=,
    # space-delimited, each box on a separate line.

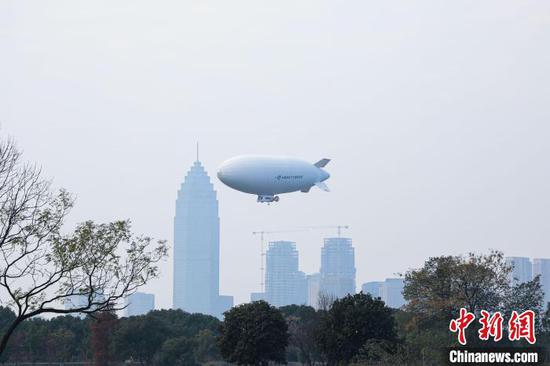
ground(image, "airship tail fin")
xmin=314 ymin=158 xmax=330 ymax=168
xmin=315 ymin=182 xmax=330 ymax=192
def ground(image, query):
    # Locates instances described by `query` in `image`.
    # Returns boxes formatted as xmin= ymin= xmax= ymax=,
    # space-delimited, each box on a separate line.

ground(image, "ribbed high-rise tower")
xmin=320 ymin=237 xmax=356 ymax=299
xmin=173 ymin=158 xmax=233 ymax=318
xmin=265 ymin=241 xmax=307 ymax=307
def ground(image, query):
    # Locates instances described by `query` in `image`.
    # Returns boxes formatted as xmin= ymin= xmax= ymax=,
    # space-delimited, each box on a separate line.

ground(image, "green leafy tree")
xmin=540 ymin=303 xmax=550 ymax=359
xmin=0 ymin=137 xmax=168 ymax=355
xmin=0 ymin=313 xmax=91 ymax=363
xmin=504 ymin=275 xmax=544 ymax=317
xmin=0 ymin=307 xmax=16 ymax=362
xmin=47 ymin=315 xmax=91 ymax=361
xmin=393 ymin=308 xmax=451 ymax=366
xmin=353 ymin=339 xmax=416 ymax=366
xmin=219 ymin=300 xmax=288 ymax=366
xmin=113 ymin=309 xmax=221 ymax=365
xmin=403 ymin=251 xmax=512 ymax=321
xmin=403 ymin=251 xmax=544 ymax=327
xmin=156 ymin=336 xmax=198 ymax=366
xmin=0 ymin=308 xmax=15 ymax=335
xmin=113 ymin=312 xmax=172 ymax=365
xmin=194 ymin=329 xmax=221 ymax=363
xmin=12 ymin=318 xmax=51 ymax=361
xmin=317 ymin=292 xmax=397 ymax=366
xmin=280 ymin=304 xmax=321 ymax=366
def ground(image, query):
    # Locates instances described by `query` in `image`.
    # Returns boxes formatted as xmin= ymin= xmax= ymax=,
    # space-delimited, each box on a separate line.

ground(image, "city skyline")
xmin=3 ymin=1 xmax=549 ymax=308
xmin=3 ymin=145 xmax=549 ymax=313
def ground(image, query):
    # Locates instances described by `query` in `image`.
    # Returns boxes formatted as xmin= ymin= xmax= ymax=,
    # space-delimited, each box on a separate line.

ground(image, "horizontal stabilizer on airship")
xmin=315 ymin=181 xmax=330 ymax=192
xmin=314 ymin=158 xmax=331 ymax=168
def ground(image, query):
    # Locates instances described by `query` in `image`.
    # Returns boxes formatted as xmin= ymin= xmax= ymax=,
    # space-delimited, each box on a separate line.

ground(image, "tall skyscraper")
xmin=320 ymin=237 xmax=356 ymax=299
xmin=173 ymin=159 xmax=233 ymax=318
xmin=126 ymin=292 xmax=155 ymax=317
xmin=533 ymin=258 xmax=550 ymax=307
xmin=362 ymin=281 xmax=383 ymax=298
xmin=307 ymin=273 xmax=321 ymax=309
xmin=265 ymin=241 xmax=307 ymax=307
xmin=506 ymin=257 xmax=533 ymax=285
xmin=381 ymin=278 xmax=406 ymax=308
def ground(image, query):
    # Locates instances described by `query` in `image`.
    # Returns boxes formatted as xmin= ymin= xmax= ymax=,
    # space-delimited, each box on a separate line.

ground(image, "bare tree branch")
xmin=0 ymin=136 xmax=168 ymax=355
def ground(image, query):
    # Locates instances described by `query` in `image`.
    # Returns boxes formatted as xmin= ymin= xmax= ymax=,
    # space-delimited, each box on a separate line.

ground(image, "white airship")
xmin=217 ymin=155 xmax=331 ymax=203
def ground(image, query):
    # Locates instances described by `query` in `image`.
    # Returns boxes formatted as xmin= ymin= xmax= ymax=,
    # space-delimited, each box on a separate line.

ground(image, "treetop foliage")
xmin=219 ymin=300 xmax=289 ymax=366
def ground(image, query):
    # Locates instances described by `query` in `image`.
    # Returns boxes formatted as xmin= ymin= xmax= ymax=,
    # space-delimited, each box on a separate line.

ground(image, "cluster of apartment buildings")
xmin=249 ymin=238 xmax=406 ymax=309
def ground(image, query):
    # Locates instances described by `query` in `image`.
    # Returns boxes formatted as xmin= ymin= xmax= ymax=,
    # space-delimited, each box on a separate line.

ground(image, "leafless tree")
xmin=317 ymin=291 xmax=337 ymax=312
xmin=0 ymin=137 xmax=168 ymax=354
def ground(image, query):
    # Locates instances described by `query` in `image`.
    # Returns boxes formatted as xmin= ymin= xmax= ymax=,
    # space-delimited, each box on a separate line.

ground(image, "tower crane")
xmin=307 ymin=225 xmax=350 ymax=237
xmin=252 ymin=225 xmax=350 ymax=292
xmin=252 ymin=228 xmax=309 ymax=293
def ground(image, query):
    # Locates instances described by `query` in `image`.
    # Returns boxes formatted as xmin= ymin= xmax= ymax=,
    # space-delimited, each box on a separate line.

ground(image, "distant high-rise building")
xmin=126 ymin=292 xmax=155 ymax=317
xmin=506 ymin=257 xmax=533 ymax=285
xmin=533 ymin=258 xmax=550 ymax=307
xmin=64 ymin=293 xmax=105 ymax=318
xmin=265 ymin=241 xmax=307 ymax=307
xmin=320 ymin=237 xmax=356 ymax=299
xmin=250 ymin=292 xmax=266 ymax=302
xmin=361 ymin=279 xmax=405 ymax=308
xmin=362 ymin=281 xmax=383 ymax=298
xmin=173 ymin=159 xmax=233 ymax=319
xmin=215 ymin=295 xmax=234 ymax=317
xmin=307 ymin=273 xmax=321 ymax=309
xmin=381 ymin=278 xmax=406 ymax=308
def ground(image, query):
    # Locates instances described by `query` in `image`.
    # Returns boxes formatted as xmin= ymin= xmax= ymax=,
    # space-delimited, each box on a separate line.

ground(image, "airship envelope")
xmin=217 ymin=155 xmax=331 ymax=203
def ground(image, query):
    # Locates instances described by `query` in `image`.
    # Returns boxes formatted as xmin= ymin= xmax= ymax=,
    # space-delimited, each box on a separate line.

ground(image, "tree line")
xmin=1 ymin=251 xmax=549 ymax=365
xmin=0 ymin=308 xmax=221 ymax=365
xmin=0 ymin=293 xmax=399 ymax=365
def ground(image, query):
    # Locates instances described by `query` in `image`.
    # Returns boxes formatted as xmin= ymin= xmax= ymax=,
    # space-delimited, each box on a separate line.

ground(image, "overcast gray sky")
xmin=1 ymin=1 xmax=549 ymax=308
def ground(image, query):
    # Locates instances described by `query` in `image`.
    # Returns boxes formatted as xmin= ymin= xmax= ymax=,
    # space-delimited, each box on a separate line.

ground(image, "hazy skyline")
xmin=2 ymin=1 xmax=549 ymax=308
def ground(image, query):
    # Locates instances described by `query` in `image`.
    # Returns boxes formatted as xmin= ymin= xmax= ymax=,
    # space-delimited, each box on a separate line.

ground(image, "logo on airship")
xmin=276 ymin=175 xmax=303 ymax=180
